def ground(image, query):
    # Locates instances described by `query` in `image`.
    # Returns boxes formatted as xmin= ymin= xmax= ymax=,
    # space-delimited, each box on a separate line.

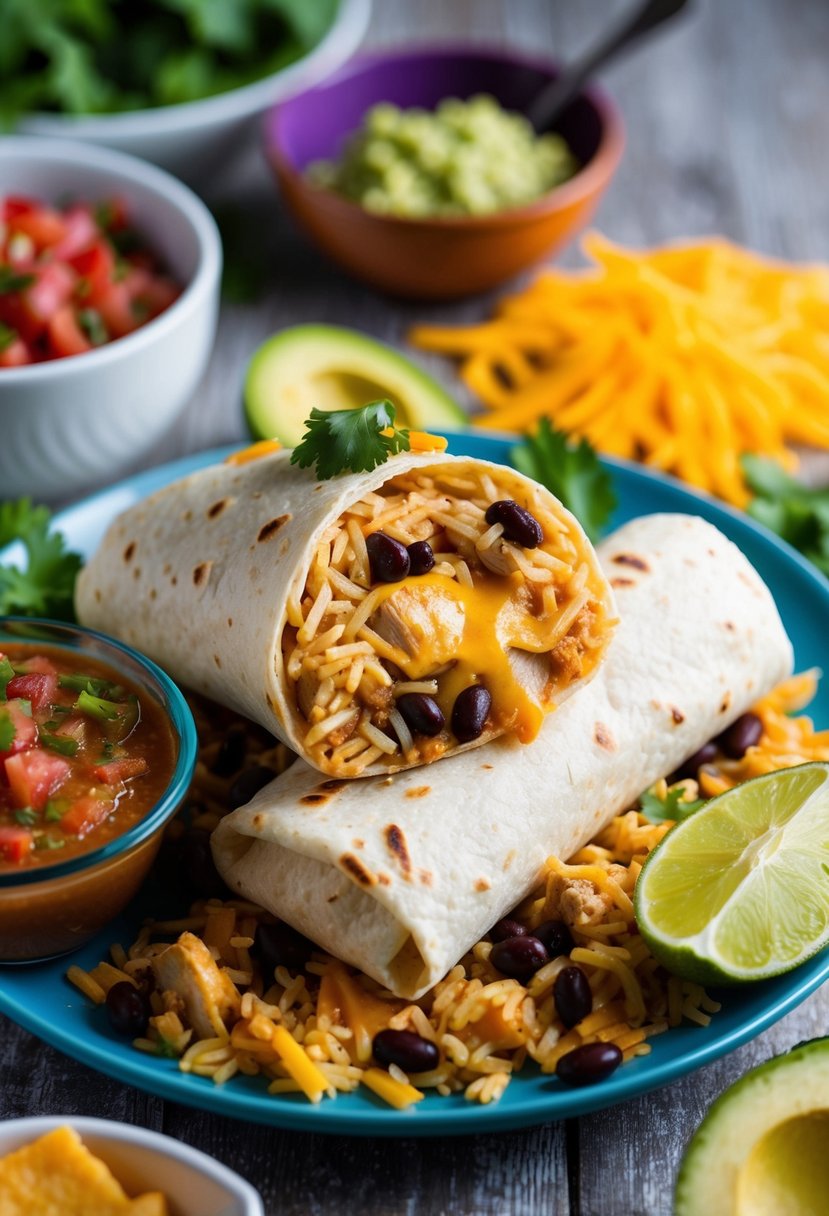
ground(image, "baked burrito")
xmin=76 ymin=444 xmax=616 ymax=777
xmin=212 ymin=514 xmax=794 ymax=999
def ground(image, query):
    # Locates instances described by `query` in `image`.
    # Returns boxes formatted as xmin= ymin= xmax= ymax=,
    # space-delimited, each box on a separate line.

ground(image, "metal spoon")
xmin=527 ymin=0 xmax=692 ymax=132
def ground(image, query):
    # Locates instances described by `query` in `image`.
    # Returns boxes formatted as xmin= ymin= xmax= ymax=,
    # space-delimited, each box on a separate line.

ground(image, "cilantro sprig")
xmin=639 ymin=786 xmax=706 ymax=826
xmin=742 ymin=454 xmax=829 ymax=577
xmin=291 ymin=401 xmax=411 ymax=481
xmin=0 ymin=499 xmax=82 ymax=620
xmin=510 ymin=419 xmax=616 ymax=542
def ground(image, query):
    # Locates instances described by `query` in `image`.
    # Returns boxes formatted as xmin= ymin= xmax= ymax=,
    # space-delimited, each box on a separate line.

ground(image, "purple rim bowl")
xmin=264 ymin=44 xmax=625 ymax=298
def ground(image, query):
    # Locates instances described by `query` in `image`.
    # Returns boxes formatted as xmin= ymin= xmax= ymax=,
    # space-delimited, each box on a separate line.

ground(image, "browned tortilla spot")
xmin=670 ymin=706 xmax=685 ymax=724
xmin=171 ymin=575 xmax=178 ymax=586
xmin=213 ymin=654 xmax=221 ymax=668
xmin=340 ymin=853 xmax=376 ymax=886
xmin=94 ymin=589 xmax=102 ymax=603
xmin=481 ymin=763 xmax=493 ymax=771
xmin=610 ymin=576 xmax=634 ymax=588
xmin=162 ymin=563 xmax=171 ymax=576
xmin=405 ymin=785 xmax=431 ymax=799
xmin=612 ymin=553 xmax=649 ymax=571
xmin=207 ymin=499 xmax=228 ymax=519
xmin=300 ymin=793 xmax=328 ymax=806
xmin=327 ymin=894 xmax=338 ymax=903
xmin=385 ymin=824 xmax=412 ymax=875
xmin=594 ymin=722 xmax=616 ymax=750
xmin=183 ymin=509 xmax=193 ymax=522
xmin=149 ymin=588 xmax=157 ymax=601
xmin=353 ymin=838 xmax=365 ymax=849
xmin=724 ymin=621 xmax=736 ymax=632
xmin=253 ymin=813 xmax=264 ymax=828
xmin=474 ymin=878 xmax=491 ymax=892
xmin=319 ymin=779 xmax=346 ymax=794
xmin=123 ymin=541 xmax=136 ymax=562
xmin=227 ymin=617 xmax=233 ymax=627
xmin=378 ymin=873 xmax=391 ymax=886
xmin=132 ymin=567 xmax=141 ymax=580
xmin=193 ymin=561 xmax=212 ymax=587
xmin=257 ymin=515 xmax=291 ymax=542
xmin=418 ymin=869 xmax=433 ymax=886
xmin=720 ymin=692 xmax=732 ymax=713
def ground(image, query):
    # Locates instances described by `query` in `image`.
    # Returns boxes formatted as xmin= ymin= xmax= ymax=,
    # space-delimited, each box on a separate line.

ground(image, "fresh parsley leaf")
xmin=0 ymin=266 xmax=35 ymax=294
xmin=0 ymin=498 xmax=83 ymax=621
xmin=639 ymin=786 xmax=705 ymax=825
xmin=510 ymin=419 xmax=616 ymax=542
xmin=742 ymin=454 xmax=829 ymax=577
xmin=291 ymin=401 xmax=411 ymax=480
xmin=0 ymin=708 xmax=15 ymax=752
xmin=14 ymin=807 xmax=36 ymax=826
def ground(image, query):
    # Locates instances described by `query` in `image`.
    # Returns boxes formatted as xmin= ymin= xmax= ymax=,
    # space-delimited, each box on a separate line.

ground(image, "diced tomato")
xmin=0 ymin=336 xmax=31 ymax=367
xmin=60 ymin=794 xmax=115 ymax=838
xmin=94 ymin=280 xmax=138 ymax=338
xmin=52 ymin=206 xmax=97 ymax=259
xmin=0 ymin=824 xmax=33 ymax=863
xmin=1 ymin=197 xmax=39 ymax=222
xmin=69 ymin=240 xmax=115 ymax=301
xmin=0 ymin=700 xmax=38 ymax=759
xmin=5 ymin=673 xmax=58 ymax=712
xmin=48 ymin=307 xmax=92 ymax=358
xmin=92 ymin=757 xmax=148 ymax=785
xmin=17 ymin=654 xmax=57 ymax=676
xmin=133 ymin=275 xmax=179 ymax=320
xmin=4 ymin=748 xmax=69 ymax=810
xmin=10 ymin=208 xmax=67 ymax=250
xmin=7 ymin=263 xmax=77 ymax=340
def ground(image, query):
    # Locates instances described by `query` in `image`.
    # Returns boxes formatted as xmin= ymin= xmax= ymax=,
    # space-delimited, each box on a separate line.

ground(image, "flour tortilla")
xmin=212 ymin=514 xmax=794 ymax=999
xmin=75 ymin=447 xmax=614 ymax=775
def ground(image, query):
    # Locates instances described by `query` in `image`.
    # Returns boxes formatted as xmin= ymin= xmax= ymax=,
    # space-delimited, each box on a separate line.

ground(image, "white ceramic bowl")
xmin=17 ymin=0 xmax=370 ymax=187
xmin=0 ymin=1116 xmax=264 ymax=1216
xmin=0 ymin=137 xmax=221 ymax=501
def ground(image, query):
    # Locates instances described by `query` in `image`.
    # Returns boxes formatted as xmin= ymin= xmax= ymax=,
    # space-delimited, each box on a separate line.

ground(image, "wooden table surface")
xmin=3 ymin=2 xmax=828 ymax=1213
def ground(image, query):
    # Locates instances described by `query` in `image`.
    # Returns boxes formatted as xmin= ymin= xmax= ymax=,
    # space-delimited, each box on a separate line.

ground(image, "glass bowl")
xmin=0 ymin=618 xmax=197 ymax=962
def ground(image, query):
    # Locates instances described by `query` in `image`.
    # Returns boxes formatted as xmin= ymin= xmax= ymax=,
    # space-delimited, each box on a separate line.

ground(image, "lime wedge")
xmin=635 ymin=762 xmax=829 ymax=983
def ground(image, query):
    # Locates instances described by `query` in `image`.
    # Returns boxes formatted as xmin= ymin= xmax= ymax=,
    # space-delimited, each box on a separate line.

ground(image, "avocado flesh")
xmin=245 ymin=325 xmax=466 ymax=446
xmin=675 ymin=1039 xmax=829 ymax=1216
xmin=738 ymin=1111 xmax=829 ymax=1215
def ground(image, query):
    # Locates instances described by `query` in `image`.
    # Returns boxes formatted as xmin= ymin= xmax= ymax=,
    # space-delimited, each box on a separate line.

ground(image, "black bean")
xmin=229 ymin=764 xmax=277 ymax=807
xmin=534 ymin=920 xmax=575 ymax=958
xmin=106 ymin=981 xmax=151 ymax=1038
xmin=373 ymin=1029 xmax=440 ymax=1073
xmin=211 ymin=727 xmax=247 ymax=777
xmin=668 ymin=741 xmax=718 ymax=784
xmin=554 ymin=965 xmax=593 ymax=1029
xmin=396 ymin=692 xmax=445 ymax=737
xmin=407 ymin=540 xmax=435 ymax=576
xmin=484 ymin=499 xmax=543 ymax=549
xmin=717 ymin=712 xmax=763 ymax=760
xmin=366 ymin=531 xmax=410 ymax=583
xmin=490 ymin=917 xmax=527 ymax=943
xmin=179 ymin=828 xmax=230 ymax=898
xmin=556 ymin=1042 xmax=623 ymax=1087
xmin=451 ymin=684 xmax=492 ymax=743
xmin=490 ymin=935 xmax=549 ymax=982
xmin=254 ymin=921 xmax=314 ymax=977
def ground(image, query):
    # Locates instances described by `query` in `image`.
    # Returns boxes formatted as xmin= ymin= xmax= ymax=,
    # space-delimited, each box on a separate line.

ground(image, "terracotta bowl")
xmin=264 ymin=45 xmax=625 ymax=300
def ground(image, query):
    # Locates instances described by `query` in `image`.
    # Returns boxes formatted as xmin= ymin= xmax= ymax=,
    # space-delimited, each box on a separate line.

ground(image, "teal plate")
xmin=1 ymin=433 xmax=828 ymax=1137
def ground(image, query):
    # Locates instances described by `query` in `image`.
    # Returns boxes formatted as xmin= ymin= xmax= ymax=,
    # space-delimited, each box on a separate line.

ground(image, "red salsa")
xmin=0 ymin=644 xmax=176 ymax=870
xmin=0 ymin=195 xmax=179 ymax=367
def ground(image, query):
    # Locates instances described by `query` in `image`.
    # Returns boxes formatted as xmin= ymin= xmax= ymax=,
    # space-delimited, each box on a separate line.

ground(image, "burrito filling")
xmin=283 ymin=465 xmax=612 ymax=775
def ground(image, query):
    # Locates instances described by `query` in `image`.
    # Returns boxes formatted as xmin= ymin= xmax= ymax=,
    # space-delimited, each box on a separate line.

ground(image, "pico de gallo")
xmin=0 ymin=644 xmax=176 ymax=870
xmin=0 ymin=195 xmax=179 ymax=367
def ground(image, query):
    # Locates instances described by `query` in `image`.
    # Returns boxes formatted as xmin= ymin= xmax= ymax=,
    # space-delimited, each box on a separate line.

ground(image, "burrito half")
xmin=212 ymin=514 xmax=794 ymax=999
xmin=76 ymin=444 xmax=615 ymax=777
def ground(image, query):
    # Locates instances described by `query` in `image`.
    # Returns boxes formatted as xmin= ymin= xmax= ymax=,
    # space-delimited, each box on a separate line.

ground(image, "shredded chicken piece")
xmin=372 ymin=585 xmax=465 ymax=678
xmin=151 ymin=931 xmax=241 ymax=1040
xmin=545 ymin=868 xmax=627 ymax=927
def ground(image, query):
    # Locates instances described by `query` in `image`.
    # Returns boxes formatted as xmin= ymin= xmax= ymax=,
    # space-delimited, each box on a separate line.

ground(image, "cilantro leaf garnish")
xmin=0 ymin=266 xmax=35 ymax=294
xmin=0 ymin=323 xmax=18 ymax=353
xmin=639 ymin=786 xmax=706 ymax=825
xmin=290 ymin=401 xmax=411 ymax=480
xmin=0 ymin=709 xmax=15 ymax=753
xmin=742 ymin=454 xmax=829 ymax=577
xmin=510 ymin=419 xmax=616 ymax=542
xmin=0 ymin=499 xmax=83 ymax=621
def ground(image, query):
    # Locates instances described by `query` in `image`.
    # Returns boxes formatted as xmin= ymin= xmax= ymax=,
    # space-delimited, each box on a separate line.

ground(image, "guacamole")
xmin=307 ymin=94 xmax=578 ymax=218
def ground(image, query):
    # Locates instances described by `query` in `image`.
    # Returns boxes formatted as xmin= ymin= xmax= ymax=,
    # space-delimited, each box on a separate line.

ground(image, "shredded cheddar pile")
xmin=410 ymin=234 xmax=829 ymax=506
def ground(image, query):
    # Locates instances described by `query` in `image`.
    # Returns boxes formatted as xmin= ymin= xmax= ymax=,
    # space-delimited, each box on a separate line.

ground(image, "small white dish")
xmin=17 ymin=0 xmax=370 ymax=186
xmin=0 ymin=137 xmax=221 ymax=501
xmin=0 ymin=1115 xmax=264 ymax=1216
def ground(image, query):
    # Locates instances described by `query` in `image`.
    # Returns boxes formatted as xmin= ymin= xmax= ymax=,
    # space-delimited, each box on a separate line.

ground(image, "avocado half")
xmin=675 ymin=1038 xmax=829 ymax=1216
xmin=244 ymin=325 xmax=467 ymax=446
